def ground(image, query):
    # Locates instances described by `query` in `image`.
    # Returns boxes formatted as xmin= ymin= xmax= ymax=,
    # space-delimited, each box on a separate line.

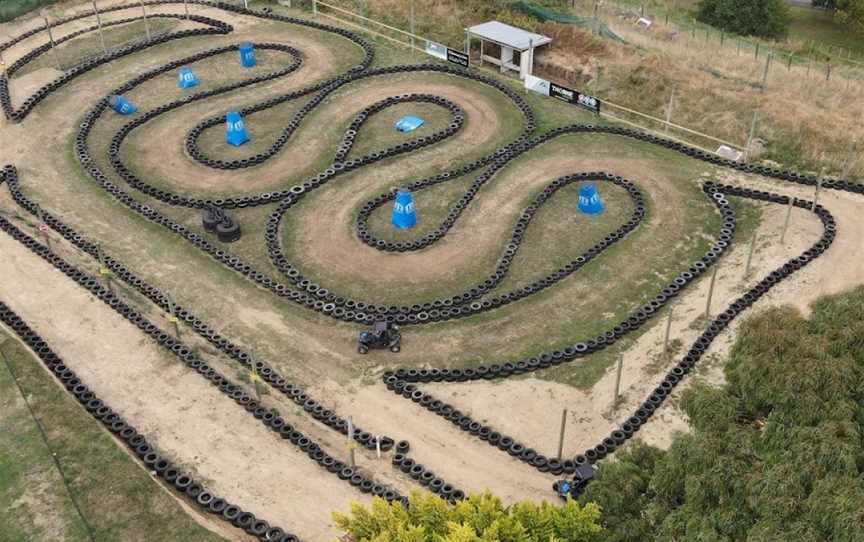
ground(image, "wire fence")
xmin=313 ymin=0 xmax=747 ymax=153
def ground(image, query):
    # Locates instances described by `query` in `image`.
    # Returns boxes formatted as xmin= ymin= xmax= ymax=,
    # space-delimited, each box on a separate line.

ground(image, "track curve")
xmin=0 ymin=1 xmax=860 ymax=539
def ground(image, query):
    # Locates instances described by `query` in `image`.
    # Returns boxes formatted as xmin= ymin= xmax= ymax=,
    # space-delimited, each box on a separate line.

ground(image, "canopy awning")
xmin=466 ymin=21 xmax=552 ymax=51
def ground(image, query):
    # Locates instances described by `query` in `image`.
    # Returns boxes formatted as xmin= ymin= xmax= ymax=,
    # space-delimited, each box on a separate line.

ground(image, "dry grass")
xmin=329 ymin=0 xmax=864 ymax=177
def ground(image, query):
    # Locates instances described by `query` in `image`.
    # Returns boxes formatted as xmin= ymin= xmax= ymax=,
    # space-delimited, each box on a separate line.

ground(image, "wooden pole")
xmin=745 ymin=111 xmax=758 ymax=161
xmin=705 ymin=265 xmax=718 ymax=318
xmin=313 ymin=0 xmax=317 ymax=16
xmin=744 ymin=231 xmax=757 ymax=278
xmin=612 ymin=355 xmax=624 ymax=409
xmin=375 ymin=435 xmax=381 ymax=459
xmin=409 ymin=0 xmax=415 ymax=49
xmin=347 ymin=417 xmax=356 ymax=468
xmin=556 ymin=408 xmax=568 ymax=461
xmin=761 ymin=52 xmax=772 ymax=92
xmin=91 ymin=1 xmax=108 ymax=55
xmin=664 ymin=87 xmax=675 ymax=133
xmin=166 ymin=294 xmax=181 ymax=338
xmin=841 ymin=138 xmax=858 ymax=180
xmin=183 ymin=0 xmax=190 ymax=20
xmin=96 ymin=244 xmax=114 ymax=295
xmin=42 ymin=13 xmax=62 ymax=71
xmin=139 ymin=0 xmax=151 ymax=41
xmin=663 ymin=305 xmax=674 ymax=358
xmin=780 ymin=197 xmax=794 ymax=244
xmin=813 ymin=168 xmax=825 ymax=210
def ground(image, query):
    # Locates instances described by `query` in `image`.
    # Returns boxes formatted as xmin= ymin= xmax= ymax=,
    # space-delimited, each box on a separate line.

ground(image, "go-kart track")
xmin=1 ymin=1 xmax=863 ymax=540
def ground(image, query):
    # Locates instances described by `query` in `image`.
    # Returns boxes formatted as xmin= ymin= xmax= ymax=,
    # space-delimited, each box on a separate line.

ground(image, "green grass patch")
xmin=0 ymin=333 xmax=227 ymax=541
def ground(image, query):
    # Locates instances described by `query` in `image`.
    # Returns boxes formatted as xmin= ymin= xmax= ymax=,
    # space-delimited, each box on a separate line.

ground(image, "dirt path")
xmin=0 ymin=230 xmax=365 ymax=541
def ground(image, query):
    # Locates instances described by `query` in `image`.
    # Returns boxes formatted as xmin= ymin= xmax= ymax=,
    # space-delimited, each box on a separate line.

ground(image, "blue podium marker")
xmin=177 ymin=66 xmax=199 ymax=88
xmin=391 ymin=189 xmax=417 ymax=229
xmin=577 ymin=183 xmax=604 ymax=215
xmin=239 ymin=42 xmax=256 ymax=68
xmin=109 ymin=94 xmax=137 ymax=115
xmin=225 ymin=111 xmax=250 ymax=146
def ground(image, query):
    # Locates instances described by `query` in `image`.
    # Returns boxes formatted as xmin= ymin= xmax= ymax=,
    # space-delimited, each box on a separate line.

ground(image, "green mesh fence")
xmin=512 ymin=1 xmax=627 ymax=43
xmin=0 ymin=0 xmax=63 ymax=23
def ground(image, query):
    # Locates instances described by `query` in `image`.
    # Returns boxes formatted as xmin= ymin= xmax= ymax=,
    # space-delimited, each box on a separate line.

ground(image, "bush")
xmin=333 ymin=491 xmax=602 ymax=542
xmin=696 ymin=0 xmax=791 ymax=38
xmin=836 ymin=0 xmax=864 ymax=33
xmin=580 ymin=287 xmax=864 ymax=541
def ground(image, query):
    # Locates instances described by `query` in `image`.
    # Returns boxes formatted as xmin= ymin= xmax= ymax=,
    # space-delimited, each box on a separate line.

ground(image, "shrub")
xmin=696 ymin=0 xmax=792 ymax=38
xmin=580 ymin=287 xmax=864 ymax=541
xmin=333 ymin=491 xmax=602 ymax=541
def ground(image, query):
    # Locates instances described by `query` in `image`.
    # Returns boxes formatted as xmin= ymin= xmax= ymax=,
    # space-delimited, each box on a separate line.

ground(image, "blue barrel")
xmin=239 ymin=42 xmax=256 ymax=68
xmin=390 ymin=190 xmax=417 ymax=229
xmin=577 ymin=183 xmax=604 ymax=215
xmin=225 ymin=111 xmax=250 ymax=146
xmin=109 ymin=94 xmax=137 ymax=115
xmin=177 ymin=66 xmax=199 ymax=88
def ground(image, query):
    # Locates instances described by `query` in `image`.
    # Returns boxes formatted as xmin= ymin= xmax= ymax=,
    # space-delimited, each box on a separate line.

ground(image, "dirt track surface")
xmin=1 ymin=1 xmax=864 ymax=540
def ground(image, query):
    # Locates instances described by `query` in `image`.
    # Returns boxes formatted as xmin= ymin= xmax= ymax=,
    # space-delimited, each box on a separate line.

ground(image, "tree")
xmin=580 ymin=287 xmax=864 ymax=541
xmin=836 ymin=0 xmax=864 ymax=33
xmin=696 ymin=0 xmax=792 ymax=38
xmin=333 ymin=491 xmax=603 ymax=542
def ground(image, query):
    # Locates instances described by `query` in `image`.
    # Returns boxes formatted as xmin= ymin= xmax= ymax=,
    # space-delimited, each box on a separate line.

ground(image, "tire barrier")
xmin=0 ymin=239 xmax=295 ymax=542
xmin=382 ymin=182 xmax=836 ymax=482
xmin=391 ymin=453 xmax=465 ymax=504
xmin=0 ymin=0 xmax=856 ymax=506
xmin=203 ymin=205 xmax=243 ymax=242
xmin=1 ymin=13 xmax=233 ymax=122
xmin=1 ymin=166 xmax=392 ymax=454
xmin=0 ymin=169 xmax=404 ymax=513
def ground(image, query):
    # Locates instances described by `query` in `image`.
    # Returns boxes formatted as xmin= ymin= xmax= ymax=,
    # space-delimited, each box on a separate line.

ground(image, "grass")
xmin=0 ymin=333 xmax=227 ymax=542
xmin=14 ymin=19 xmax=180 ymax=77
xmin=788 ymin=6 xmax=864 ymax=58
xmin=0 ymin=0 xmax=63 ymax=23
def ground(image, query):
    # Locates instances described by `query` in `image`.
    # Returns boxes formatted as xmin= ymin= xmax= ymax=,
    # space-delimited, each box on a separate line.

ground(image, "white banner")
xmin=524 ymin=74 xmax=551 ymax=96
xmin=425 ymin=41 xmax=447 ymax=61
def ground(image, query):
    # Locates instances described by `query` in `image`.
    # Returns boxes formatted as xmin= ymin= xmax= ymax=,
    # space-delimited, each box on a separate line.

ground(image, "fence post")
xmin=780 ymin=196 xmax=793 ymax=244
xmin=313 ymin=0 xmax=317 ymax=16
xmin=813 ymin=168 xmax=825 ymax=210
xmin=347 ymin=417 xmax=356 ymax=468
xmin=761 ymin=52 xmax=772 ymax=92
xmin=755 ymin=42 xmax=760 ymax=59
xmin=139 ymin=0 xmax=151 ymax=41
xmin=663 ymin=305 xmax=674 ymax=358
xmin=705 ymin=264 xmax=718 ymax=318
xmin=42 ymin=12 xmax=63 ymax=71
xmin=664 ymin=87 xmax=675 ymax=133
xmin=183 ymin=0 xmax=190 ymax=20
xmin=556 ymin=408 xmax=568 ymax=461
xmin=842 ymin=138 xmax=858 ymax=179
xmin=744 ymin=231 xmax=757 ymax=278
xmin=745 ymin=111 xmax=758 ymax=161
xmin=612 ymin=355 xmax=624 ymax=409
xmin=409 ymin=0 xmax=415 ymax=49
xmin=91 ymin=1 xmax=108 ymax=55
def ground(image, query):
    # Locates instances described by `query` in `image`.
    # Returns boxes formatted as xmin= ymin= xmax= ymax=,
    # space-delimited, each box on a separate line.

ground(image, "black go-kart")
xmin=358 ymin=320 xmax=401 ymax=354
xmin=552 ymin=464 xmax=595 ymax=500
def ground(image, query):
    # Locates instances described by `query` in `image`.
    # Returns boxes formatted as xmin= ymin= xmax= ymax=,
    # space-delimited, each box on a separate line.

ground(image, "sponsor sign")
xmin=524 ymin=74 xmax=601 ymax=114
xmin=445 ymin=48 xmax=469 ymax=68
xmin=425 ymin=41 xmax=469 ymax=68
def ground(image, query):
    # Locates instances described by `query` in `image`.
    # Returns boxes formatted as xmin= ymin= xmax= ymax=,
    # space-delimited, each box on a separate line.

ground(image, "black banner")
xmin=446 ymin=48 xmax=469 ymax=68
xmin=549 ymin=82 xmax=601 ymax=114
